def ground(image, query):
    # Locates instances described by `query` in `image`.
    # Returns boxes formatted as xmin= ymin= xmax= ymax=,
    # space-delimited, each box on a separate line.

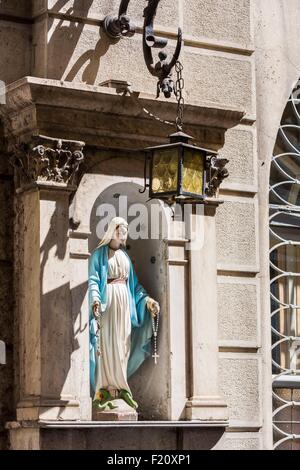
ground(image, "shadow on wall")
xmin=48 ymin=0 xmax=112 ymax=84
xmin=39 ymin=198 xmax=81 ymax=404
xmin=64 ymin=33 xmax=111 ymax=84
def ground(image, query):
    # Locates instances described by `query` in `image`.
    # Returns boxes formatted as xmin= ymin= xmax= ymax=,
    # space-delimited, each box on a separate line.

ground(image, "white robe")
xmin=94 ymin=248 xmax=132 ymax=397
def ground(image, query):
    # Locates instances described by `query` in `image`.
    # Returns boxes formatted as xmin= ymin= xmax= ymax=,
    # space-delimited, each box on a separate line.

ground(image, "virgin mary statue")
xmin=89 ymin=217 xmax=160 ymax=411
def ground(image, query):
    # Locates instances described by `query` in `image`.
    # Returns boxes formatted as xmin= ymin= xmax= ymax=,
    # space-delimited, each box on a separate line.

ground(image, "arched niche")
xmin=90 ymin=180 xmax=169 ymax=419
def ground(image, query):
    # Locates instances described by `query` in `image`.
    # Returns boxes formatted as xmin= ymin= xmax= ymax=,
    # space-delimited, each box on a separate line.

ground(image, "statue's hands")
xmin=147 ymin=298 xmax=160 ymax=318
xmin=93 ymin=301 xmax=101 ymax=319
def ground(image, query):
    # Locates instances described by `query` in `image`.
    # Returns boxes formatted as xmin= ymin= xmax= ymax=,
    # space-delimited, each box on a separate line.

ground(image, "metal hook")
xmin=144 ymin=0 xmax=168 ymax=49
xmin=143 ymin=0 xmax=183 ymax=99
xmin=103 ymin=0 xmax=136 ymax=39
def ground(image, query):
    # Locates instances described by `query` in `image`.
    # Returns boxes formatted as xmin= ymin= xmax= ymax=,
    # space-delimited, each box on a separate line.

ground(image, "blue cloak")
xmin=88 ymin=245 xmax=153 ymax=392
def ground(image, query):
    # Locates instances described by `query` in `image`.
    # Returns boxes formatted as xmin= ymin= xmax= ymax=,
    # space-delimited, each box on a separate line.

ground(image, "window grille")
xmin=270 ymin=82 xmax=300 ymax=450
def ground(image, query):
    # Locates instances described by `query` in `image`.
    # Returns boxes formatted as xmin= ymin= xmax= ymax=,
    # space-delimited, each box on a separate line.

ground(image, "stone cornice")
xmin=3 ymin=77 xmax=245 ymax=151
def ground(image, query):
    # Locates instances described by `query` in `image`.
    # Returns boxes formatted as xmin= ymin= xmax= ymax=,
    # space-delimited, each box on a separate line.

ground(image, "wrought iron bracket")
xmin=103 ymin=0 xmax=182 ymax=99
xmin=103 ymin=0 xmax=136 ymax=39
xmin=206 ymin=156 xmax=229 ymax=197
xmin=143 ymin=0 xmax=182 ymax=99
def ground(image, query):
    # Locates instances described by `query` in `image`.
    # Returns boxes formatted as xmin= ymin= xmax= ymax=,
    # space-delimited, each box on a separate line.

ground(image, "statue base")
xmin=92 ymin=399 xmax=138 ymax=422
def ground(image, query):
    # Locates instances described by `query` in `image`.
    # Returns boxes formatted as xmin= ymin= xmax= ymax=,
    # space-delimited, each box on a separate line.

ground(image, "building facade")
xmin=0 ymin=0 xmax=299 ymax=450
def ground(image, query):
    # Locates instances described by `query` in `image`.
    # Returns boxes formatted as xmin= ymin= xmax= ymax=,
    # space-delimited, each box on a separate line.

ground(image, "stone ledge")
xmin=6 ymin=420 xmax=229 ymax=429
xmin=38 ymin=420 xmax=229 ymax=429
xmin=3 ymin=77 xmax=245 ymax=150
xmin=15 ymin=181 xmax=78 ymax=195
xmin=273 ymin=375 xmax=300 ymax=389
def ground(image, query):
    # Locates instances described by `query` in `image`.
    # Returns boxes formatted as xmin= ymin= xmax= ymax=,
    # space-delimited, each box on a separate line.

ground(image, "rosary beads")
xmin=152 ymin=312 xmax=160 ymax=365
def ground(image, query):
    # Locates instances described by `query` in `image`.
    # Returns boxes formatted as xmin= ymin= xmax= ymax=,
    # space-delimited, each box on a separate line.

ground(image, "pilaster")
xmin=11 ymin=135 xmax=85 ymax=422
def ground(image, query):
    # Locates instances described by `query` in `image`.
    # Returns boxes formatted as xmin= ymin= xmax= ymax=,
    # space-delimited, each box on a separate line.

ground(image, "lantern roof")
xmin=169 ymin=131 xmax=194 ymax=144
xmin=145 ymin=131 xmax=218 ymax=155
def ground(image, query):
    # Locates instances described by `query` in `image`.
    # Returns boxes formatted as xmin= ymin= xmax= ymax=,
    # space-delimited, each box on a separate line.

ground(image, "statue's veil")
xmin=97 ymin=216 xmax=128 ymax=248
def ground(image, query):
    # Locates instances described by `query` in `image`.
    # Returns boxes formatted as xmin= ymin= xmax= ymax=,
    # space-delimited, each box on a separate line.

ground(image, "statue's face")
xmin=109 ymin=224 xmax=128 ymax=250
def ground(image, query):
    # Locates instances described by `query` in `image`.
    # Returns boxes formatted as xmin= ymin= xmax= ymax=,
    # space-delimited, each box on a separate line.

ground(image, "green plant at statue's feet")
xmin=93 ymin=389 xmax=118 ymax=411
xmin=118 ymin=389 xmax=138 ymax=410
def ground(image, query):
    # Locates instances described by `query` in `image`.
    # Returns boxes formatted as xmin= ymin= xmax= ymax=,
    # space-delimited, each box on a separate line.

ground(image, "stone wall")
xmin=0 ymin=1 xmax=32 ymax=85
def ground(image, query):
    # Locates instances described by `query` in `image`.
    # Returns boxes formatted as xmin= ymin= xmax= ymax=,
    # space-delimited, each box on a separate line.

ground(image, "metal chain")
xmin=126 ymin=60 xmax=185 ymax=131
xmin=175 ymin=61 xmax=184 ymax=132
xmin=126 ymin=86 xmax=174 ymax=127
xmin=141 ymin=105 xmax=174 ymax=127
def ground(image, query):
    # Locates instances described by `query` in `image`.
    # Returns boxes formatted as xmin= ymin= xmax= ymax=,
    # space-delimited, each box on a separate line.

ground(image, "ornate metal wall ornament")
xmin=11 ymin=135 xmax=85 ymax=188
xmin=206 ymin=155 xmax=229 ymax=197
xmin=103 ymin=0 xmax=136 ymax=39
xmin=103 ymin=0 xmax=182 ymax=99
xmin=143 ymin=0 xmax=182 ymax=98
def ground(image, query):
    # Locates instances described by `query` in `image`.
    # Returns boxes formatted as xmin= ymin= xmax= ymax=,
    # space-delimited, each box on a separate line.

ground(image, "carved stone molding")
xmin=206 ymin=155 xmax=229 ymax=197
xmin=11 ymin=135 xmax=85 ymax=190
xmin=4 ymin=78 xmax=245 ymax=151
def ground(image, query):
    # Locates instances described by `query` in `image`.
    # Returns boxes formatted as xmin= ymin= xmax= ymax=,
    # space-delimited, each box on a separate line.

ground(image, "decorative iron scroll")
xmin=206 ymin=156 xmax=229 ymax=197
xmin=103 ymin=0 xmax=135 ymax=38
xmin=143 ymin=0 xmax=182 ymax=98
xmin=103 ymin=0 xmax=183 ymax=99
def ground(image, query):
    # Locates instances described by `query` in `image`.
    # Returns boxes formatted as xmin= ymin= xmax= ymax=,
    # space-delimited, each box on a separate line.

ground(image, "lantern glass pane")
xmin=151 ymin=149 xmax=178 ymax=194
xmin=182 ymin=148 xmax=204 ymax=195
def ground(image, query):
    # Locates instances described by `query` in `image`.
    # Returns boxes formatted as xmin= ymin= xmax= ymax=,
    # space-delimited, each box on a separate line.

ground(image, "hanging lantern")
xmin=144 ymin=131 xmax=217 ymax=203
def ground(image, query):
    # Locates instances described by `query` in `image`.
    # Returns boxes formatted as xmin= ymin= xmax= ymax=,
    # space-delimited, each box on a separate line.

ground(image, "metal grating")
xmin=270 ymin=82 xmax=300 ymax=450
